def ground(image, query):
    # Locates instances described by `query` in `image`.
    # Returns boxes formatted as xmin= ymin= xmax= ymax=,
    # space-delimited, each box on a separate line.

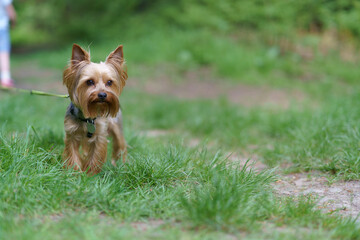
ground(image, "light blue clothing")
xmin=0 ymin=0 xmax=12 ymax=30
xmin=0 ymin=0 xmax=11 ymax=52
xmin=0 ymin=27 xmax=10 ymax=51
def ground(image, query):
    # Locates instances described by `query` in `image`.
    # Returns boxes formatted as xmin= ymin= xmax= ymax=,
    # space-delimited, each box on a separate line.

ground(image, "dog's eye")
xmin=86 ymin=79 xmax=95 ymax=86
xmin=106 ymin=80 xmax=113 ymax=86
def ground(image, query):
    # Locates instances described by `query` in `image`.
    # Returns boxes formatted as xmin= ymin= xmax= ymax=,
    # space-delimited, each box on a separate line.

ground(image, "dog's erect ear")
xmin=106 ymin=45 xmax=124 ymax=63
xmin=106 ymin=45 xmax=127 ymax=89
xmin=63 ymin=44 xmax=90 ymax=99
xmin=71 ymin=44 xmax=90 ymax=64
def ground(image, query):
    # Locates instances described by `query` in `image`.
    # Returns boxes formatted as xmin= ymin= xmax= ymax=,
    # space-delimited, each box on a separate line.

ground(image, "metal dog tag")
xmin=87 ymin=119 xmax=96 ymax=134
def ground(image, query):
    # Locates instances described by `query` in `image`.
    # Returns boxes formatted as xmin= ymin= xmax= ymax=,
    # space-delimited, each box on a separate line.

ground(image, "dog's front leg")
xmin=83 ymin=137 xmax=108 ymax=175
xmin=108 ymin=120 xmax=127 ymax=165
xmin=110 ymin=129 xmax=127 ymax=165
xmin=63 ymin=135 xmax=83 ymax=171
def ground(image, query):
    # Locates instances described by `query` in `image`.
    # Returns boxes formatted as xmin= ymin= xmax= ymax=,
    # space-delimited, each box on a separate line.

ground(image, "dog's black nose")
xmin=98 ymin=92 xmax=107 ymax=100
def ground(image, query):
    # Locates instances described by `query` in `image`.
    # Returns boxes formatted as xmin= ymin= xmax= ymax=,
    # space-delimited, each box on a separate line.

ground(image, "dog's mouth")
xmin=93 ymin=99 xmax=108 ymax=104
xmin=84 ymin=92 xmax=120 ymax=118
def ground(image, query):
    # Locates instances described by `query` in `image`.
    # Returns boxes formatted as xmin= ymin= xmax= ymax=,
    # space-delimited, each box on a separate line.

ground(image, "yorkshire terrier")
xmin=62 ymin=44 xmax=128 ymax=174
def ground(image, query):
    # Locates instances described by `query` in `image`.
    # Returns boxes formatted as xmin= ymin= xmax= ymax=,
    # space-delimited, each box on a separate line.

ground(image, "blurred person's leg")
xmin=0 ymin=52 xmax=11 ymax=85
xmin=0 ymin=27 xmax=12 ymax=87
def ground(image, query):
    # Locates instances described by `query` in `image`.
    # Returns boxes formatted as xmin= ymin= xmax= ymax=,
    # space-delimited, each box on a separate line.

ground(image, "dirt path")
xmin=273 ymin=173 xmax=360 ymax=219
xmin=11 ymin=63 xmax=303 ymax=108
xmin=129 ymin=67 xmax=304 ymax=108
xmin=12 ymin=62 xmax=66 ymax=93
xmin=229 ymin=153 xmax=360 ymax=217
xmin=225 ymin=151 xmax=360 ymax=219
xmin=225 ymin=150 xmax=360 ymax=219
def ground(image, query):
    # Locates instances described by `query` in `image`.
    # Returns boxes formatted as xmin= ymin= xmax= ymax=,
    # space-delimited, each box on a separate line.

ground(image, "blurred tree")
xmin=10 ymin=0 xmax=360 ymax=47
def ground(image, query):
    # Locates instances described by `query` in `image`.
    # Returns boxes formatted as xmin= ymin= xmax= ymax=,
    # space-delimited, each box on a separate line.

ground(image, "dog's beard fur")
xmin=79 ymin=90 xmax=120 ymax=118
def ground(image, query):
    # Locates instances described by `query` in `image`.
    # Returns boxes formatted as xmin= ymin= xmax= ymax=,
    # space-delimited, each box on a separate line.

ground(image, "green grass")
xmin=1 ymin=125 xmax=360 ymax=239
xmin=2 ymin=27 xmax=360 ymax=238
xmin=1 ymin=87 xmax=360 ymax=238
xmin=1 ymin=128 xmax=360 ymax=239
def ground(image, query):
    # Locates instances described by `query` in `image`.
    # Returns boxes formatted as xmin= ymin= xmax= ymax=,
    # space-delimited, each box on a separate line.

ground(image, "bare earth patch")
xmin=138 ymin=129 xmax=175 ymax=138
xmin=228 ymin=150 xmax=360 ymax=219
xmin=12 ymin=62 xmax=66 ymax=93
xmin=129 ymin=67 xmax=304 ymax=108
xmin=273 ymin=173 xmax=360 ymax=219
xmin=226 ymin=151 xmax=268 ymax=171
xmin=129 ymin=219 xmax=165 ymax=231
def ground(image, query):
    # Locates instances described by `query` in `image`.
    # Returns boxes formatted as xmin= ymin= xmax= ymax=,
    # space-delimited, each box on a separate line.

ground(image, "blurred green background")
xmin=12 ymin=0 xmax=360 ymax=46
xmin=10 ymin=0 xmax=360 ymax=93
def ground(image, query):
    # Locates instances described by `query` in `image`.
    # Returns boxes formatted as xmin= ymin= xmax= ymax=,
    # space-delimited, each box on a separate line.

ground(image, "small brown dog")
xmin=62 ymin=44 xmax=128 ymax=174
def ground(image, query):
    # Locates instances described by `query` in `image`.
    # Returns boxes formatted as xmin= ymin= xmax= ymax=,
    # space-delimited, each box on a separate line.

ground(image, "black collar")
xmin=69 ymin=102 xmax=96 ymax=138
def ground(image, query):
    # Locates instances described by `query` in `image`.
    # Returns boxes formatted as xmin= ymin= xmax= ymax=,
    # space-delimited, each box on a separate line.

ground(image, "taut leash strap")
xmin=0 ymin=86 xmax=69 ymax=98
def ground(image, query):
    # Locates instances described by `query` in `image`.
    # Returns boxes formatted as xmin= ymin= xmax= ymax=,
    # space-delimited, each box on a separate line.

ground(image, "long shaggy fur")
xmin=62 ymin=44 xmax=128 ymax=175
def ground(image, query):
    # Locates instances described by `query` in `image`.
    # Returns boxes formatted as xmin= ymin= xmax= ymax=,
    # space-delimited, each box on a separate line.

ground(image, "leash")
xmin=0 ymin=85 xmax=69 ymax=98
xmin=2 ymin=85 xmax=123 ymax=139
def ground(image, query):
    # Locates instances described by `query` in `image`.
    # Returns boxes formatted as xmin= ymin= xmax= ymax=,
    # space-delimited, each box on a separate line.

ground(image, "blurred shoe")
xmin=1 ymin=79 xmax=14 ymax=87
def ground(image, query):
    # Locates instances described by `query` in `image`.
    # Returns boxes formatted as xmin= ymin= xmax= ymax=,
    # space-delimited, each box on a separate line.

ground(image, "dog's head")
xmin=63 ymin=44 xmax=127 ymax=118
